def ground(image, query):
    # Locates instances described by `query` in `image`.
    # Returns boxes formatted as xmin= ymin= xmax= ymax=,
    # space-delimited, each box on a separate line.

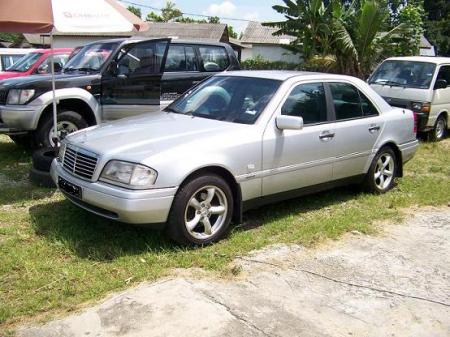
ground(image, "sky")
xmin=118 ymin=0 xmax=285 ymax=33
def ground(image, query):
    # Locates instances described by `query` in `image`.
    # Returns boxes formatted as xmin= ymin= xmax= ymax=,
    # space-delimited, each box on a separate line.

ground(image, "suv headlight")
xmin=6 ymin=89 xmax=35 ymax=105
xmin=100 ymin=160 xmax=157 ymax=189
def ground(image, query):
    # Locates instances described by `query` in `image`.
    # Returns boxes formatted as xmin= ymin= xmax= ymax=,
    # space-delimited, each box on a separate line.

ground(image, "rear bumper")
xmin=50 ymin=160 xmax=177 ymax=226
xmin=0 ymin=104 xmax=40 ymax=133
xmin=399 ymin=139 xmax=419 ymax=164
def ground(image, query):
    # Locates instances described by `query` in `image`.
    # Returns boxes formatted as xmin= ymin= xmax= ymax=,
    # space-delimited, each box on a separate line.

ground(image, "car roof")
xmin=219 ymin=70 xmax=357 ymax=82
xmin=385 ymin=56 xmax=450 ymax=65
xmin=82 ymin=37 xmax=230 ymax=48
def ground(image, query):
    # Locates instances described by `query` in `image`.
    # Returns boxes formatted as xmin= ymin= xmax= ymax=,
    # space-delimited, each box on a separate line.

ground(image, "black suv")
xmin=0 ymin=38 xmax=240 ymax=147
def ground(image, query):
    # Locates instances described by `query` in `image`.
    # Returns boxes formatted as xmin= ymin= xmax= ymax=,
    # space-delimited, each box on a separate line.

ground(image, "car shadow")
xmin=29 ymin=185 xmax=363 ymax=261
xmin=29 ymin=200 xmax=176 ymax=261
xmin=234 ymin=186 xmax=362 ymax=232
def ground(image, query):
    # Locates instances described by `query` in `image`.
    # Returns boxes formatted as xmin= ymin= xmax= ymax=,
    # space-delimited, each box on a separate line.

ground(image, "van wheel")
xmin=166 ymin=174 xmax=233 ymax=246
xmin=35 ymin=110 xmax=88 ymax=148
xmin=363 ymin=147 xmax=397 ymax=194
xmin=429 ymin=115 xmax=447 ymax=142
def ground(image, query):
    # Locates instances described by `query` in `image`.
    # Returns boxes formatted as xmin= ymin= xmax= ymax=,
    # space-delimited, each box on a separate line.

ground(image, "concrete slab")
xmin=18 ymin=208 xmax=450 ymax=337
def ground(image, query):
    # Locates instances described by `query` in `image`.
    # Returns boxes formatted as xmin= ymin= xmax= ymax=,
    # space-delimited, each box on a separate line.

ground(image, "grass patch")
xmin=0 ymin=135 xmax=449 ymax=331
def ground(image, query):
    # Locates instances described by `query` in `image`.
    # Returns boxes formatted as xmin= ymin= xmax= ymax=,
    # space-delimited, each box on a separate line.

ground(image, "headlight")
xmin=6 ymin=89 xmax=35 ymax=105
xmin=411 ymin=102 xmax=430 ymax=113
xmin=58 ymin=143 xmax=66 ymax=162
xmin=100 ymin=160 xmax=157 ymax=189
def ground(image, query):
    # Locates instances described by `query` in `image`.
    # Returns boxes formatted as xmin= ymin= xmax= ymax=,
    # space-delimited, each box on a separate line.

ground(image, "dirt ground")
xmin=18 ymin=207 xmax=450 ymax=337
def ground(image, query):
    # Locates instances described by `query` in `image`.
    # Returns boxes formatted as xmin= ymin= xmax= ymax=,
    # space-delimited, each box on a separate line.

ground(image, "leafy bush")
xmin=241 ymin=55 xmax=302 ymax=71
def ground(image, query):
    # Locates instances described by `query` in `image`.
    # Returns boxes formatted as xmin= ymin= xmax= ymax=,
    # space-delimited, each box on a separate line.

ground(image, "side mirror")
xmin=276 ymin=115 xmax=304 ymax=130
xmin=434 ymin=79 xmax=447 ymax=90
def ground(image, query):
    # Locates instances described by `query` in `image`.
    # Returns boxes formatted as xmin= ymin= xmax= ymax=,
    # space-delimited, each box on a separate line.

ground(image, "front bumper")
xmin=399 ymin=139 xmax=419 ymax=164
xmin=51 ymin=160 xmax=177 ymax=225
xmin=0 ymin=104 xmax=40 ymax=133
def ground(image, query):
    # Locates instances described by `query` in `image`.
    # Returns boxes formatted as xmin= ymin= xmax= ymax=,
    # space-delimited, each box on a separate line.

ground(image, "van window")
xmin=198 ymin=46 xmax=229 ymax=72
xmin=165 ymin=45 xmax=198 ymax=72
xmin=436 ymin=65 xmax=450 ymax=84
xmin=369 ymin=60 xmax=436 ymax=89
xmin=281 ymin=83 xmax=328 ymax=124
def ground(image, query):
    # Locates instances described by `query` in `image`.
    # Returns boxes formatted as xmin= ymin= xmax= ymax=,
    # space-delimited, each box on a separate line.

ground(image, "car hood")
xmin=0 ymin=72 xmax=99 ymax=91
xmin=0 ymin=71 xmax=25 ymax=80
xmin=370 ymin=84 xmax=432 ymax=102
xmin=66 ymin=111 xmax=250 ymax=163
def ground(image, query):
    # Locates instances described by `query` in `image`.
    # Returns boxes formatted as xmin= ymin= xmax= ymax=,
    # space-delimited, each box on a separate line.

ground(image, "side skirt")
xmin=242 ymin=174 xmax=366 ymax=212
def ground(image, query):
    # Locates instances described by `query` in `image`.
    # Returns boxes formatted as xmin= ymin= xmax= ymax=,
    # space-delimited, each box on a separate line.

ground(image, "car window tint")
xmin=358 ymin=90 xmax=379 ymax=116
xmin=199 ymin=46 xmax=229 ymax=72
xmin=165 ymin=45 xmax=198 ymax=72
xmin=281 ymin=83 xmax=327 ymax=124
xmin=437 ymin=65 xmax=450 ymax=83
xmin=330 ymin=83 xmax=363 ymax=120
xmin=117 ymin=41 xmax=168 ymax=76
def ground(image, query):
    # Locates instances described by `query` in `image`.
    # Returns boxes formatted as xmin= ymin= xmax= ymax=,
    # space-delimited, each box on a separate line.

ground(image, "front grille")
xmin=0 ymin=90 xmax=7 ymax=105
xmin=62 ymin=146 xmax=98 ymax=180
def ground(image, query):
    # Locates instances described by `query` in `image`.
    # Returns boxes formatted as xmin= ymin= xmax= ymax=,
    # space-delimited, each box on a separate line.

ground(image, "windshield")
xmin=369 ymin=60 xmax=436 ymax=89
xmin=6 ymin=52 xmax=42 ymax=72
xmin=63 ymin=42 xmax=118 ymax=72
xmin=166 ymin=76 xmax=281 ymax=124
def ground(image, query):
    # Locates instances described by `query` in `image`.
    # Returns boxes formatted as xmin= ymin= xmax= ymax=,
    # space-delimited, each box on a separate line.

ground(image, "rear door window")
xmin=330 ymin=82 xmax=378 ymax=120
xmin=165 ymin=45 xmax=198 ymax=72
xmin=198 ymin=46 xmax=229 ymax=72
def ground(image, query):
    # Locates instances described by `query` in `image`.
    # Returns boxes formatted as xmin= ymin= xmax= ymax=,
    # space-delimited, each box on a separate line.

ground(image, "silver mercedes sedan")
xmin=51 ymin=71 xmax=419 ymax=245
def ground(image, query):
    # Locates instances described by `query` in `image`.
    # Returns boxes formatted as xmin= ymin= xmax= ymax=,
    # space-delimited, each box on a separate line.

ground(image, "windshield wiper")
xmin=372 ymin=80 xmax=404 ymax=87
xmin=164 ymin=107 xmax=194 ymax=116
xmin=63 ymin=67 xmax=97 ymax=73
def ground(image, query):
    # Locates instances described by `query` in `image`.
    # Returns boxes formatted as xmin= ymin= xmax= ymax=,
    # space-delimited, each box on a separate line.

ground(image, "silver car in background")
xmin=51 ymin=71 xmax=419 ymax=245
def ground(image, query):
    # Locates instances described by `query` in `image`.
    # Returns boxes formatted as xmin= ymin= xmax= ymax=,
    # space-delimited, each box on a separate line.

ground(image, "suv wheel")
xmin=430 ymin=114 xmax=447 ymax=142
xmin=35 ymin=109 xmax=88 ymax=147
xmin=166 ymin=174 xmax=233 ymax=245
xmin=364 ymin=147 xmax=397 ymax=194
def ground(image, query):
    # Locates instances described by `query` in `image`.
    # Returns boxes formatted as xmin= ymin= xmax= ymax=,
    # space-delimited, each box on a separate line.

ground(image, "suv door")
xmin=101 ymin=39 xmax=170 ymax=121
xmin=327 ymin=82 xmax=384 ymax=180
xmin=262 ymin=82 xmax=334 ymax=196
xmin=160 ymin=44 xmax=204 ymax=105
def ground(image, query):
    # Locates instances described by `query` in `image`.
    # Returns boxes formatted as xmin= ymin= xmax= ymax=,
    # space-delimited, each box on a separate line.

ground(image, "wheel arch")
xmin=38 ymin=98 xmax=97 ymax=128
xmin=378 ymin=142 xmax=403 ymax=177
xmin=178 ymin=165 xmax=243 ymax=224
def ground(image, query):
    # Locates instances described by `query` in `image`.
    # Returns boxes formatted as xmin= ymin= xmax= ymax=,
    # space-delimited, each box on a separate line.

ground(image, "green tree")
xmin=127 ymin=5 xmax=141 ymax=19
xmin=424 ymin=0 xmax=450 ymax=55
xmin=228 ymin=26 xmax=238 ymax=39
xmin=146 ymin=1 xmax=182 ymax=22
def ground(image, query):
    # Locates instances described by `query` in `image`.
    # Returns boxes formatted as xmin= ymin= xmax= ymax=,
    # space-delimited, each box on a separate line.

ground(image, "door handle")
xmin=368 ymin=125 xmax=381 ymax=132
xmin=319 ymin=132 xmax=335 ymax=140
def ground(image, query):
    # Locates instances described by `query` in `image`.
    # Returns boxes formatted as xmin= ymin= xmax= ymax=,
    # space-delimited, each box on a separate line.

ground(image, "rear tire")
xmin=34 ymin=109 xmax=88 ymax=148
xmin=10 ymin=134 xmax=34 ymax=149
xmin=29 ymin=167 xmax=56 ymax=188
xmin=363 ymin=147 xmax=397 ymax=194
xmin=166 ymin=174 xmax=233 ymax=246
xmin=32 ymin=147 xmax=57 ymax=172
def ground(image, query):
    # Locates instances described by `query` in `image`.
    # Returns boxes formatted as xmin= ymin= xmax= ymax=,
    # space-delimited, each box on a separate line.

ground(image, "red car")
xmin=0 ymin=48 xmax=72 ymax=80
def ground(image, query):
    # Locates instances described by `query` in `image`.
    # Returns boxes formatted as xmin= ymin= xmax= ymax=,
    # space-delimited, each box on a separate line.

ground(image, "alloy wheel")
xmin=184 ymin=185 xmax=228 ymax=240
xmin=48 ymin=121 xmax=79 ymax=147
xmin=374 ymin=153 xmax=395 ymax=190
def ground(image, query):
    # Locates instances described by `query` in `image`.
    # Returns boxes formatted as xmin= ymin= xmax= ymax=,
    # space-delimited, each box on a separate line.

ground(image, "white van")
xmin=369 ymin=56 xmax=450 ymax=141
xmin=0 ymin=48 xmax=35 ymax=72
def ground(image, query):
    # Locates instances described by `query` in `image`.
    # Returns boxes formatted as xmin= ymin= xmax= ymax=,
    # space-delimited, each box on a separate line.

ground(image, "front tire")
xmin=34 ymin=109 xmax=88 ymax=148
xmin=166 ymin=174 xmax=233 ymax=245
xmin=429 ymin=114 xmax=447 ymax=142
xmin=364 ymin=147 xmax=397 ymax=194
